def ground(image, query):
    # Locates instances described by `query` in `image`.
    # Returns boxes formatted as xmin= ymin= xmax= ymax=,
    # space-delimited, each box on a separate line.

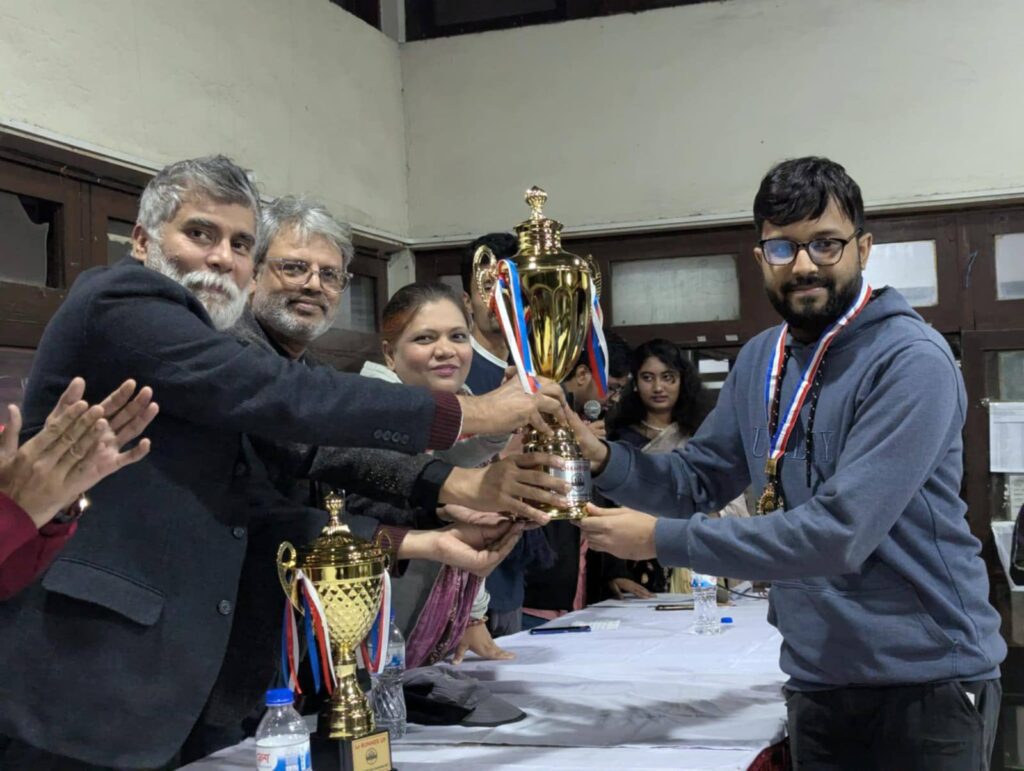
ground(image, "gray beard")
xmin=251 ymin=289 xmax=335 ymax=344
xmin=146 ymin=242 xmax=248 ymax=331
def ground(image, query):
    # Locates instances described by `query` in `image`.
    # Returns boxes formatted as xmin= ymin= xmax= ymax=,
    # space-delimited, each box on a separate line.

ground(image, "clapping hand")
xmin=0 ymin=378 xmax=158 ymax=527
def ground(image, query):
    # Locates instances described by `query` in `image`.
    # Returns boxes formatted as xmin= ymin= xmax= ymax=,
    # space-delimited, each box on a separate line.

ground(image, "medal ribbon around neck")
xmin=762 ymin=281 xmax=872 ymax=473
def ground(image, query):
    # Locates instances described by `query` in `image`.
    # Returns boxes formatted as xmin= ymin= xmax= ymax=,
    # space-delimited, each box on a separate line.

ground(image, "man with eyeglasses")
xmin=211 ymin=198 xmax=571 ymax=746
xmin=569 ymin=157 xmax=1005 ymax=770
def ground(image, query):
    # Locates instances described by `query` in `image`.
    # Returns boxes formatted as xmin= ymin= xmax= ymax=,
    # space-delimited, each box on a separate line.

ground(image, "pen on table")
xmin=529 ymin=625 xmax=592 ymax=635
xmin=655 ymin=604 xmax=692 ymax=611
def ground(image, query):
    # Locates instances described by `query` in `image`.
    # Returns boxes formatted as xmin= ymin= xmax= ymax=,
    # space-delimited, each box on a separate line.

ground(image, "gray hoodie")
xmin=596 ymin=287 xmax=1005 ymax=689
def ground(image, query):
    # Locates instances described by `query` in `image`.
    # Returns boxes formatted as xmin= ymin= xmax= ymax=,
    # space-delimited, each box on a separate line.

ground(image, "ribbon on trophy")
xmin=492 ymin=259 xmax=539 ymax=394
xmin=586 ymin=282 xmax=609 ymax=398
xmin=357 ymin=570 xmax=392 ymax=675
xmin=758 ymin=281 xmax=873 ymax=514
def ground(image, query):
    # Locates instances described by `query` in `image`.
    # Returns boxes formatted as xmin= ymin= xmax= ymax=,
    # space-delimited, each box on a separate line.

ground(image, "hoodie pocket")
xmin=770 ymin=580 xmax=957 ymax=684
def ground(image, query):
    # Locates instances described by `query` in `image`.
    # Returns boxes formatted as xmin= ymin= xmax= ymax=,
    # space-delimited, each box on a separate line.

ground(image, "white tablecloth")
xmin=185 ymin=597 xmax=786 ymax=770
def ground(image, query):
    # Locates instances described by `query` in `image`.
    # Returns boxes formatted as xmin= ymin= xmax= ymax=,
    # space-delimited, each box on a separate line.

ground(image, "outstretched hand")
xmin=576 ymin=502 xmax=657 ymax=561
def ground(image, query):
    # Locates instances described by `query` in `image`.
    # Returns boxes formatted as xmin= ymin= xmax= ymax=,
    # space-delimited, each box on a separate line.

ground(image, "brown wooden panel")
xmin=961 ymin=207 xmax=1024 ymax=331
xmin=0 ymin=158 xmax=84 ymax=348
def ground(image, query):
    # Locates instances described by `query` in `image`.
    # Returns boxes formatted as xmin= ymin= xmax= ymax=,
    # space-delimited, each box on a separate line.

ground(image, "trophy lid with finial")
xmin=295 ymin=490 xmax=387 ymax=572
xmin=515 ymin=186 xmax=567 ymax=257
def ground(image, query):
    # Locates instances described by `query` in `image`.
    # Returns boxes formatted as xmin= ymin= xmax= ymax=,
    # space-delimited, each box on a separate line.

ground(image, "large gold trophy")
xmin=473 ymin=187 xmax=603 ymax=520
xmin=277 ymin=492 xmax=393 ymax=771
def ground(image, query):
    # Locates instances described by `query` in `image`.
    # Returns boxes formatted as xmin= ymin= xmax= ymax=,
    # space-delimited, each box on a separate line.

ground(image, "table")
xmin=186 ymin=597 xmax=787 ymax=770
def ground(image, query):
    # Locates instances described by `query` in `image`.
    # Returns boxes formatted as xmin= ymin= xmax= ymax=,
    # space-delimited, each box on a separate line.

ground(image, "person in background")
xmin=461 ymin=232 xmax=516 ymax=396
xmin=357 ymin=281 xmax=532 ymax=666
xmin=0 ymin=377 xmax=157 ymax=599
xmin=607 ymin=339 xmax=749 ymax=594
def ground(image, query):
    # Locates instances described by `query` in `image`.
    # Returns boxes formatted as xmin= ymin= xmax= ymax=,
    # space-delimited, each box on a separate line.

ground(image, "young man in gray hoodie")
xmin=573 ymin=156 xmax=1006 ymax=770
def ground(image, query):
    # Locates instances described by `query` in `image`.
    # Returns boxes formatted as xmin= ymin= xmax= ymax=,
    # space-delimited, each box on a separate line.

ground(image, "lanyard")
xmin=756 ymin=282 xmax=872 ymax=513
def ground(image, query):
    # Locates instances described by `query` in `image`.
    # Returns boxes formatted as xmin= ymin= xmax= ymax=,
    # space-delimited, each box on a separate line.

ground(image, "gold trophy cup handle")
xmin=276 ymin=541 xmax=301 ymax=611
xmin=472 ymin=244 xmax=500 ymax=307
xmin=585 ymin=254 xmax=602 ymax=298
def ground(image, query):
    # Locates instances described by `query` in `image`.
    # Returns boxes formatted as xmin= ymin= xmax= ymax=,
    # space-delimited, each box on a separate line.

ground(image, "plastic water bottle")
xmin=255 ymin=688 xmax=311 ymax=771
xmin=691 ymin=573 xmax=721 ymax=635
xmin=372 ymin=614 xmax=407 ymax=740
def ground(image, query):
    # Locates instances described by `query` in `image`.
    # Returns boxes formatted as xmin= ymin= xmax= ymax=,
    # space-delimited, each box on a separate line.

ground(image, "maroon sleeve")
xmin=0 ymin=494 xmax=76 ymax=600
xmin=427 ymin=392 xmax=463 ymax=451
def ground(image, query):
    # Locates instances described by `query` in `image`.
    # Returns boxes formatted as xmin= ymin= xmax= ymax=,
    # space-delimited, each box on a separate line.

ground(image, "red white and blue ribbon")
xmin=585 ymin=282 xmax=609 ymax=398
xmin=281 ymin=592 xmax=302 ymax=694
xmin=763 ymin=281 xmax=872 ymax=464
xmin=491 ymin=260 xmax=539 ymax=394
xmin=357 ymin=570 xmax=392 ymax=675
xmin=281 ymin=570 xmax=337 ymax=695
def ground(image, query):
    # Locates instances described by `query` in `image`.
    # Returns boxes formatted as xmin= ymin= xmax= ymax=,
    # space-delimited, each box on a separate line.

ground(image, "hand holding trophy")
xmin=473 ymin=187 xmax=609 ymax=521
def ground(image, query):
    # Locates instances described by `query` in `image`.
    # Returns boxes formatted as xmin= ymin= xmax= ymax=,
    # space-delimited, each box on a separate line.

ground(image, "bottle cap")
xmin=721 ymin=617 xmax=733 ymax=624
xmin=265 ymin=688 xmax=295 ymax=706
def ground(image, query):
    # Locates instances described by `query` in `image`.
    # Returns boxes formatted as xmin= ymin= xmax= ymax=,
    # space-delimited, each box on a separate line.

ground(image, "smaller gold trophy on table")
xmin=277 ymin=492 xmax=393 ymax=771
xmin=473 ymin=187 xmax=607 ymax=520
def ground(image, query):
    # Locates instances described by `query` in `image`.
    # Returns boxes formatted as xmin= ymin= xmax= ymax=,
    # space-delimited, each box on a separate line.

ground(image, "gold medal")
xmin=757 ymin=482 xmax=783 ymax=515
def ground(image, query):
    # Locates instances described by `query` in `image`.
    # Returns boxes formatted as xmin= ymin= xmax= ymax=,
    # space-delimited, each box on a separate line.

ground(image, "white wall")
xmin=401 ymin=0 xmax=1024 ymax=241
xmin=0 ymin=0 xmax=408 ymax=236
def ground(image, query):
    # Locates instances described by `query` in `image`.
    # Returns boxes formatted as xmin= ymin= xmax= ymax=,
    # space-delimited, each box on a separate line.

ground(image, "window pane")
xmin=998 ymin=351 xmax=1024 ymax=401
xmin=0 ymin=191 xmax=59 ymax=287
xmin=995 ymin=233 xmax=1024 ymax=300
xmin=862 ymin=240 xmax=938 ymax=307
xmin=611 ymin=254 xmax=740 ymax=326
xmin=0 ymin=347 xmax=35 ymax=423
xmin=332 ymin=274 xmax=377 ymax=333
xmin=107 ymin=219 xmax=134 ymax=265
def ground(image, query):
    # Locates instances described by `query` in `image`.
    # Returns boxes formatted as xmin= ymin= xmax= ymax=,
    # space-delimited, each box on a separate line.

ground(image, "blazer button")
xmin=373 ymin=429 xmax=383 ymax=440
xmin=217 ymin=600 xmax=233 ymax=616
xmin=401 ymin=434 xmax=410 ymax=445
xmin=382 ymin=430 xmax=392 ymax=441
xmin=232 ymin=527 xmax=246 ymax=539
xmin=234 ymin=462 xmax=247 ymax=477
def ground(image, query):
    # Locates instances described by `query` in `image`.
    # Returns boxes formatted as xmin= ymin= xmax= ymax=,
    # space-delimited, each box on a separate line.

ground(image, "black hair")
xmin=753 ymin=156 xmax=865 ymax=235
xmin=571 ymin=330 xmax=632 ymax=380
xmin=605 ymin=331 xmax=632 ymax=379
xmin=609 ymin=339 xmax=705 ymax=437
xmin=460 ymin=232 xmax=518 ymax=293
xmin=381 ymin=281 xmax=471 ymax=346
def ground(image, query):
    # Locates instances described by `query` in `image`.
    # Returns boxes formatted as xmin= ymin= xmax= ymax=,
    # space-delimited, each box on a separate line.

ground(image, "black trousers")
xmin=786 ymin=679 xmax=1001 ymax=771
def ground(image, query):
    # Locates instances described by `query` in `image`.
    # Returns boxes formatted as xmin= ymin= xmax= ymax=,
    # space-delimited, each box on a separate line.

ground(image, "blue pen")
xmin=529 ymin=625 xmax=592 ymax=635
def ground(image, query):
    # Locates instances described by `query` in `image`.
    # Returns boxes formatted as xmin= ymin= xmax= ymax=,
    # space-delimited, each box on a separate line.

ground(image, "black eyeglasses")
xmin=758 ymin=228 xmax=863 ymax=267
xmin=268 ymin=258 xmax=352 ymax=293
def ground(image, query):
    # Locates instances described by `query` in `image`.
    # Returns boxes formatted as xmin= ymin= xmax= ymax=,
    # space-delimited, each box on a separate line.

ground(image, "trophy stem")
xmin=318 ymin=644 xmax=375 ymax=740
xmin=523 ymin=418 xmax=591 ymax=521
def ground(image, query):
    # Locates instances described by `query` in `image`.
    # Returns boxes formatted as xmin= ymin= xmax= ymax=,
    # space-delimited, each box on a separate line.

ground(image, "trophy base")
xmin=311 ymin=729 xmax=393 ymax=771
xmin=536 ymin=501 xmax=589 ymax=521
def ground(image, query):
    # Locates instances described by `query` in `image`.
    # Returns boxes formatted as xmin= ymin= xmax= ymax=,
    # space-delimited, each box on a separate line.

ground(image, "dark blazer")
xmin=201 ymin=308 xmax=454 ymax=726
xmin=0 ymin=259 xmax=460 ymax=768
